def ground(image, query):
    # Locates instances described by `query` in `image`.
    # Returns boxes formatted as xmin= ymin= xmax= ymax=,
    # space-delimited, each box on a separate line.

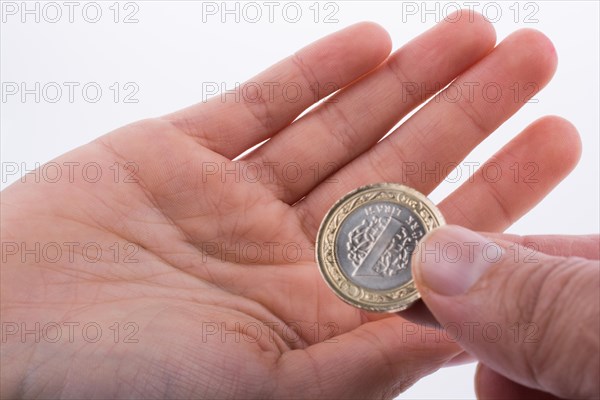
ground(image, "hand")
xmin=0 ymin=12 xmax=582 ymax=399
xmin=413 ymin=227 xmax=599 ymax=399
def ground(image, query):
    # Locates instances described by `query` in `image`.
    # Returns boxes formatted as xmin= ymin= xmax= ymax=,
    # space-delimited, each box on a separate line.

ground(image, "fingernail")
xmin=413 ymin=225 xmax=503 ymax=296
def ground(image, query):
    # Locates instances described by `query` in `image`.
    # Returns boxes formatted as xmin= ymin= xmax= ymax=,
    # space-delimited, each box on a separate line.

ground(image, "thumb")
xmin=412 ymin=225 xmax=599 ymax=399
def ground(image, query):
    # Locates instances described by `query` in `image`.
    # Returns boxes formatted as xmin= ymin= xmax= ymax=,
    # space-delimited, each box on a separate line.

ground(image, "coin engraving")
xmin=347 ymin=214 xmax=406 ymax=277
xmin=338 ymin=201 xmax=425 ymax=291
xmin=316 ymin=183 xmax=445 ymax=312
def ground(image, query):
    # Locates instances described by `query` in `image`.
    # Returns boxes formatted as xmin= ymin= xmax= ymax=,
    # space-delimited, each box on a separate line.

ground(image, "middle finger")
xmin=298 ymin=28 xmax=557 ymax=238
xmin=244 ymin=12 xmax=496 ymax=202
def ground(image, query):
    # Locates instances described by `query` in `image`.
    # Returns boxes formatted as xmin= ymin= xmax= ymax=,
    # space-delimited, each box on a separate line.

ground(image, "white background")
xmin=1 ymin=1 xmax=599 ymax=398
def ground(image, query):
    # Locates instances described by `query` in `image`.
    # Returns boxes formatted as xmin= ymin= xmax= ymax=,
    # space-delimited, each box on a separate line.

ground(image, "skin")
xmin=0 ymin=11 xmax=590 ymax=399
xmin=413 ymin=229 xmax=599 ymax=399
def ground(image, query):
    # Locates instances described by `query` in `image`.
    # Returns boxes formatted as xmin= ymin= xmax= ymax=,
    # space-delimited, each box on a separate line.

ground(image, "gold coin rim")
xmin=315 ymin=183 xmax=445 ymax=313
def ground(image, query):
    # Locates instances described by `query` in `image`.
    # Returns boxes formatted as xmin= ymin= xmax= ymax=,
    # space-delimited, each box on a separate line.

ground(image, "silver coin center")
xmin=335 ymin=201 xmax=426 ymax=291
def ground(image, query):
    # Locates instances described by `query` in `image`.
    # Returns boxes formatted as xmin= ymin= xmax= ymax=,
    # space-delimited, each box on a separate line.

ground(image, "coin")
xmin=315 ymin=183 xmax=445 ymax=312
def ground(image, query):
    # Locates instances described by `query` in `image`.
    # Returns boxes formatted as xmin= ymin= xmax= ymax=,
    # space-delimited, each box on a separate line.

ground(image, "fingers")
xmin=412 ymin=225 xmax=600 ymax=399
xmin=163 ymin=22 xmax=392 ymax=159
xmin=276 ymin=316 xmax=461 ymax=399
xmin=246 ymin=11 xmax=496 ymax=202
xmin=474 ymin=364 xmax=560 ymax=400
xmin=298 ymin=28 xmax=558 ymax=238
xmin=439 ymin=115 xmax=581 ymax=231
xmin=483 ymin=233 xmax=600 ymax=260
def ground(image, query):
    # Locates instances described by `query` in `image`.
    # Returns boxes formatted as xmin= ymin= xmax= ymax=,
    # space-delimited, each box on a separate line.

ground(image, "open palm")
xmin=1 ymin=14 xmax=581 ymax=399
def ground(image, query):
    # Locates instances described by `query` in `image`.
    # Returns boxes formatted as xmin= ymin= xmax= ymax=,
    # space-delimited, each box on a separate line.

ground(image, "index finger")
xmin=162 ymin=22 xmax=392 ymax=159
xmin=484 ymin=233 xmax=600 ymax=260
